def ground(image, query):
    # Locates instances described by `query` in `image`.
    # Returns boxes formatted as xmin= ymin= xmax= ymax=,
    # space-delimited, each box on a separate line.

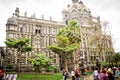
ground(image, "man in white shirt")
xmin=71 ymin=69 xmax=75 ymax=80
xmin=93 ymin=67 xmax=99 ymax=80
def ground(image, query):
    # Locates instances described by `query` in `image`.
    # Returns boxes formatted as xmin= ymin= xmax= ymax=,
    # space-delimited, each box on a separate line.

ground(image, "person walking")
xmin=115 ymin=68 xmax=120 ymax=80
xmin=64 ymin=70 xmax=69 ymax=80
xmin=62 ymin=69 xmax=65 ymax=80
xmin=93 ymin=67 xmax=99 ymax=80
xmin=63 ymin=69 xmax=69 ymax=80
xmin=107 ymin=67 xmax=114 ymax=80
xmin=100 ymin=70 xmax=107 ymax=80
xmin=74 ymin=68 xmax=80 ymax=80
xmin=71 ymin=69 xmax=75 ymax=80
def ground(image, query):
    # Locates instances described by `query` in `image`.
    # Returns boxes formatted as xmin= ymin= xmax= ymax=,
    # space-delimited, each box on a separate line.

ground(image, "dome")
xmin=7 ymin=16 xmax=18 ymax=25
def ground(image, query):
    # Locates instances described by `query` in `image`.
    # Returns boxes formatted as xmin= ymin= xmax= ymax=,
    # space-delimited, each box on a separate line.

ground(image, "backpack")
xmin=65 ymin=72 xmax=69 ymax=77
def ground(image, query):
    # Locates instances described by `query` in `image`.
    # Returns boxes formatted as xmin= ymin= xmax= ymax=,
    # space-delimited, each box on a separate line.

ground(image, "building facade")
xmin=5 ymin=7 xmax=64 ymax=71
xmin=62 ymin=0 xmax=114 ymax=68
xmin=5 ymin=0 xmax=114 ymax=70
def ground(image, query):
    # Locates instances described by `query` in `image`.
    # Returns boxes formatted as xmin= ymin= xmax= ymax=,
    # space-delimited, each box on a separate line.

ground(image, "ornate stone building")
xmin=5 ymin=0 xmax=114 ymax=70
xmin=5 ymin=7 xmax=64 ymax=70
xmin=62 ymin=0 xmax=114 ymax=68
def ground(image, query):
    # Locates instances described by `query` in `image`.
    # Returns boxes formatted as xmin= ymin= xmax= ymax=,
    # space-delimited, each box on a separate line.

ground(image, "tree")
xmin=5 ymin=38 xmax=33 ymax=73
xmin=111 ymin=53 xmax=120 ymax=65
xmin=88 ymin=21 xmax=114 ymax=61
xmin=5 ymin=38 xmax=32 ymax=52
xmin=28 ymin=54 xmax=54 ymax=73
xmin=48 ymin=20 xmax=81 ymax=71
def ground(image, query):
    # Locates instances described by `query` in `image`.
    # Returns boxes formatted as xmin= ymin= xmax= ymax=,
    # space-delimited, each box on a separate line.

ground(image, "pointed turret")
xmin=15 ymin=7 xmax=20 ymax=17
xmin=24 ymin=11 xmax=27 ymax=17
xmin=72 ymin=0 xmax=78 ymax=3
xmin=42 ymin=14 xmax=44 ymax=20
xmin=50 ymin=16 xmax=52 ymax=21
xmin=31 ymin=12 xmax=36 ymax=18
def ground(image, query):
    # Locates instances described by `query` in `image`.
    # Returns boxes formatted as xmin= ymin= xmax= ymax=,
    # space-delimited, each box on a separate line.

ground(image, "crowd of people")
xmin=62 ymin=66 xmax=120 ymax=80
xmin=62 ymin=68 xmax=81 ymax=80
xmin=93 ymin=66 xmax=120 ymax=80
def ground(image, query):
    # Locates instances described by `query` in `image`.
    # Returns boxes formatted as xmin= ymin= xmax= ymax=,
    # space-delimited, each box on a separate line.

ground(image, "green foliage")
xmin=48 ymin=20 xmax=81 ymax=70
xmin=57 ymin=20 xmax=81 ymax=44
xmin=57 ymin=36 xmax=69 ymax=47
xmin=5 ymin=38 xmax=33 ymax=52
xmin=5 ymin=38 xmax=16 ymax=48
xmin=6 ymin=63 xmax=14 ymax=72
xmin=48 ymin=43 xmax=79 ymax=58
xmin=46 ymin=66 xmax=55 ymax=72
xmin=28 ymin=54 xmax=54 ymax=72
xmin=5 ymin=38 xmax=33 ymax=73
xmin=111 ymin=53 xmax=120 ymax=63
xmin=93 ymin=61 xmax=96 ymax=66
xmin=48 ymin=20 xmax=81 ymax=54
xmin=7 ymin=63 xmax=14 ymax=69
xmin=101 ymin=61 xmax=108 ymax=66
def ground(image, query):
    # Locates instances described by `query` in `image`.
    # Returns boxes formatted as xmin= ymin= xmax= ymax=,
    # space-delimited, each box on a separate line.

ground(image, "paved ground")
xmin=67 ymin=75 xmax=93 ymax=80
xmin=81 ymin=76 xmax=93 ymax=80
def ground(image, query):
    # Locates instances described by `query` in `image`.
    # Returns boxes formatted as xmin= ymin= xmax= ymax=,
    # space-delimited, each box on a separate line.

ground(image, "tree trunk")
xmin=64 ymin=58 xmax=68 ymax=71
xmin=17 ymin=53 xmax=21 ymax=76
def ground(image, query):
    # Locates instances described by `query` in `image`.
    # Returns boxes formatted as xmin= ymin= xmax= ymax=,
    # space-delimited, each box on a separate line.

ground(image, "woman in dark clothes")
xmin=107 ymin=71 xmax=114 ymax=80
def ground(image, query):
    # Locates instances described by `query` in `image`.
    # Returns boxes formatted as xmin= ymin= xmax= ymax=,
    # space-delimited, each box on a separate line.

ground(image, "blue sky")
xmin=0 ymin=0 xmax=120 ymax=52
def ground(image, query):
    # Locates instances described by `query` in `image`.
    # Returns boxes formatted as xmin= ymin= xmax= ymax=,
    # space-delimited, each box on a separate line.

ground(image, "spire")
xmin=15 ymin=7 xmax=20 ymax=17
xmin=50 ymin=16 xmax=52 ymax=21
xmin=31 ymin=12 xmax=36 ymax=18
xmin=72 ymin=0 xmax=78 ymax=3
xmin=33 ymin=12 xmax=36 ymax=18
xmin=24 ymin=11 xmax=27 ymax=17
xmin=42 ymin=14 xmax=44 ymax=19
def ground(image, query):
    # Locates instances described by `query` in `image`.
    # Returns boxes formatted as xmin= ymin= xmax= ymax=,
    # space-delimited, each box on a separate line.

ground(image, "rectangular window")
xmin=20 ymin=27 xmax=23 ymax=32
xmin=9 ymin=33 xmax=14 ymax=38
xmin=35 ymin=29 xmax=37 ymax=34
xmin=39 ymin=29 xmax=41 ymax=33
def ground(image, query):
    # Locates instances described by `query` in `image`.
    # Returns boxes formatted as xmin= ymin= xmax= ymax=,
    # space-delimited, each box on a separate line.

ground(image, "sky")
xmin=0 ymin=0 xmax=120 ymax=52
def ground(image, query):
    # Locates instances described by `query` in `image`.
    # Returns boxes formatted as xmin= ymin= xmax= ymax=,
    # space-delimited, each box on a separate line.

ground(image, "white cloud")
xmin=0 ymin=0 xmax=120 ymax=52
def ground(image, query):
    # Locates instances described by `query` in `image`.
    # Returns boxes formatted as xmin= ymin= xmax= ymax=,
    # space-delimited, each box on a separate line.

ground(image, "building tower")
xmin=62 ymin=0 xmax=114 ymax=69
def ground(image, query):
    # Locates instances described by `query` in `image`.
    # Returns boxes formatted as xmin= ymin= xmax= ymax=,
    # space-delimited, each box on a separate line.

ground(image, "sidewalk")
xmin=67 ymin=75 xmax=93 ymax=80
xmin=81 ymin=75 xmax=93 ymax=80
